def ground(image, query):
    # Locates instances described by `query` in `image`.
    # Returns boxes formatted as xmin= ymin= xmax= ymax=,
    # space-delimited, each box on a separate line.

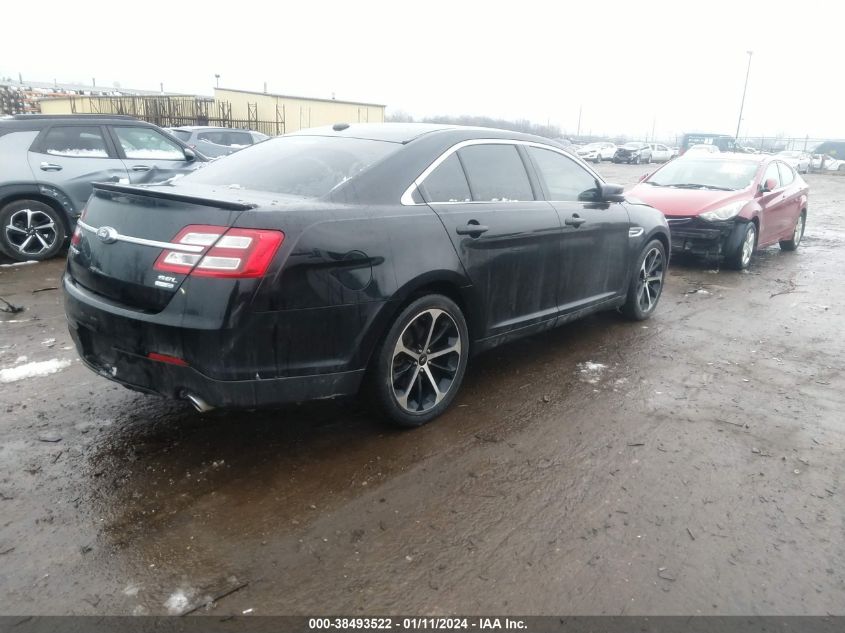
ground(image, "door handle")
xmin=131 ymin=165 xmax=152 ymax=172
xmin=565 ymin=215 xmax=586 ymax=227
xmin=456 ymin=221 xmax=489 ymax=236
xmin=39 ymin=162 xmax=62 ymax=171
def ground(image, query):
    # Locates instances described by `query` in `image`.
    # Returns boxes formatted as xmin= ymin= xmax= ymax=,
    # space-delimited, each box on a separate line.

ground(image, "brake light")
xmin=147 ymin=352 xmax=189 ymax=366
xmin=154 ymin=225 xmax=284 ymax=278
xmin=71 ymin=225 xmax=82 ymax=246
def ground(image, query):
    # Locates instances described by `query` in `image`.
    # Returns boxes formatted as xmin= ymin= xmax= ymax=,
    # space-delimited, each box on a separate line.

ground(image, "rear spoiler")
xmin=92 ymin=182 xmax=257 ymax=211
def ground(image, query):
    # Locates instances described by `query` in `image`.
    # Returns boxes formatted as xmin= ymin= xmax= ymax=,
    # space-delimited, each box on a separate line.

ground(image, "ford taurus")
xmin=64 ymin=123 xmax=670 ymax=426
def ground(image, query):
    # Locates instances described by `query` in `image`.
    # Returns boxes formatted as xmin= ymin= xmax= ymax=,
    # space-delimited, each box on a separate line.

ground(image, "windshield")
xmin=623 ymin=143 xmax=642 ymax=149
xmin=581 ymin=143 xmax=602 ymax=151
xmin=169 ymin=129 xmax=192 ymax=142
xmin=183 ymin=135 xmax=400 ymax=197
xmin=647 ymin=158 xmax=759 ymax=190
xmin=778 ymin=151 xmax=801 ymax=158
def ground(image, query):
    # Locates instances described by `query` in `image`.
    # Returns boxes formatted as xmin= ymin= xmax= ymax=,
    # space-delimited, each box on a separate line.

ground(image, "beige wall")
xmin=214 ymin=88 xmax=385 ymax=133
xmin=39 ymin=97 xmax=87 ymax=114
xmin=38 ymin=91 xmax=386 ymax=135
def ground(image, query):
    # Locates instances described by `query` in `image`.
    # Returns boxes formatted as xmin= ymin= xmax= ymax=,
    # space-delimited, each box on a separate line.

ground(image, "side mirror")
xmin=638 ymin=173 xmax=650 ymax=182
xmin=599 ymin=183 xmax=625 ymax=203
xmin=760 ymin=177 xmax=777 ymax=193
xmin=184 ymin=147 xmax=197 ymax=162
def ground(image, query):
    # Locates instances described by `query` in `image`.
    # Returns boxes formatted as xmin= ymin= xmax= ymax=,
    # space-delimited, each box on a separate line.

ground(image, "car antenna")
xmin=332 ymin=122 xmax=350 ymax=131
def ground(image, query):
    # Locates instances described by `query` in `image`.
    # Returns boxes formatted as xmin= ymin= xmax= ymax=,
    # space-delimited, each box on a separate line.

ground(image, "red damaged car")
xmin=626 ymin=153 xmax=808 ymax=269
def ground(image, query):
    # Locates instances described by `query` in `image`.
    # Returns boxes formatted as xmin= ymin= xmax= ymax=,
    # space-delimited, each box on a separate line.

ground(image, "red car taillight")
xmin=71 ymin=206 xmax=88 ymax=246
xmin=153 ymin=225 xmax=284 ymax=278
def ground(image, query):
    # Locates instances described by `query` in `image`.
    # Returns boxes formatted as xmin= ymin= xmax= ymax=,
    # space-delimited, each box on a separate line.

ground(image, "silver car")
xmin=166 ymin=126 xmax=270 ymax=158
xmin=0 ymin=114 xmax=204 ymax=261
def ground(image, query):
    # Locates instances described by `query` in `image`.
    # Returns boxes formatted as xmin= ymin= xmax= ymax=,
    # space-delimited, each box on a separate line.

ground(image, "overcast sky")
xmin=1 ymin=0 xmax=838 ymax=141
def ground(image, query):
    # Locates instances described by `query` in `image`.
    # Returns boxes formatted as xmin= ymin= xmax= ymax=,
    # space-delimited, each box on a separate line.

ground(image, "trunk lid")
xmin=67 ymin=182 xmax=262 ymax=312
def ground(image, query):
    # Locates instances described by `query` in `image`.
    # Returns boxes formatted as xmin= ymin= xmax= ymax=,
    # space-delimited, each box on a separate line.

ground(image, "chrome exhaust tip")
xmin=185 ymin=393 xmax=215 ymax=413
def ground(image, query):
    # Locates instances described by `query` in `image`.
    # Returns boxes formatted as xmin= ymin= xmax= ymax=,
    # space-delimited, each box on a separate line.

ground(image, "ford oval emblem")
xmin=96 ymin=226 xmax=118 ymax=244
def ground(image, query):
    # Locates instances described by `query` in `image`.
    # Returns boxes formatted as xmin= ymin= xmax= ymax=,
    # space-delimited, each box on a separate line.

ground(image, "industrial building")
xmin=34 ymin=86 xmax=385 ymax=136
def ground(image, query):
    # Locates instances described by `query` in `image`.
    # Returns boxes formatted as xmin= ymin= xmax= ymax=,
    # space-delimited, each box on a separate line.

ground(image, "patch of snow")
xmin=0 ymin=358 xmax=71 ymax=383
xmin=123 ymin=582 xmax=141 ymax=597
xmin=47 ymin=148 xmax=108 ymax=157
xmin=164 ymin=588 xmax=195 ymax=615
xmin=578 ymin=361 xmax=607 ymax=384
xmin=14 ymin=355 xmax=27 ymax=364
xmin=0 ymin=260 xmax=38 ymax=268
xmin=123 ymin=149 xmax=184 ymax=160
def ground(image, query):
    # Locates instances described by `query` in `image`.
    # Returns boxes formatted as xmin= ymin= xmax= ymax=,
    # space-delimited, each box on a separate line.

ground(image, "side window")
xmin=114 ymin=127 xmax=185 ymax=160
xmin=528 ymin=146 xmax=600 ymax=202
xmin=169 ymin=129 xmax=191 ymax=142
xmin=778 ymin=162 xmax=795 ymax=186
xmin=419 ymin=153 xmax=471 ymax=203
xmin=457 ymin=144 xmax=533 ymax=202
xmin=227 ymin=131 xmax=253 ymax=147
xmin=197 ymin=131 xmax=226 ymax=145
xmin=42 ymin=126 xmax=109 ymax=158
xmin=763 ymin=163 xmax=781 ymax=188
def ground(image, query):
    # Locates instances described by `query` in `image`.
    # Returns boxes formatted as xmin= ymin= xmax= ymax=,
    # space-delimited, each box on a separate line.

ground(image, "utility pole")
xmin=576 ymin=105 xmax=582 ymax=138
xmin=651 ymin=117 xmax=656 ymax=142
xmin=214 ymin=74 xmax=220 ymax=89
xmin=735 ymin=51 xmax=753 ymax=140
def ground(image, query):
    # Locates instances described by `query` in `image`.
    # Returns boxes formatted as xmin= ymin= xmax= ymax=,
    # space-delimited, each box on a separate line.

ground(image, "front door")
xmin=757 ymin=161 xmax=790 ymax=245
xmin=109 ymin=125 xmax=199 ymax=185
xmin=417 ymin=143 xmax=561 ymax=338
xmin=525 ymin=145 xmax=630 ymax=310
xmin=27 ymin=124 xmax=128 ymax=214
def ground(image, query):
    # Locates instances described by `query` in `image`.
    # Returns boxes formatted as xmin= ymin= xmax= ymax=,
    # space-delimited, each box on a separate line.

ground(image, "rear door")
xmin=419 ymin=142 xmax=561 ymax=337
xmin=27 ymin=124 xmax=128 ymax=213
xmin=110 ymin=125 xmax=199 ymax=184
xmin=526 ymin=145 xmax=630 ymax=311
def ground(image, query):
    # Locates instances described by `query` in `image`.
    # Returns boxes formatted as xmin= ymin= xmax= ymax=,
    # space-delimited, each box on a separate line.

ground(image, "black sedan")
xmin=64 ymin=124 xmax=670 ymax=427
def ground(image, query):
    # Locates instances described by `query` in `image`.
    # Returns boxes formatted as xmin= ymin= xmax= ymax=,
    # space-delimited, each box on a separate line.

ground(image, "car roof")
xmin=1 ymin=114 xmax=153 ymax=129
xmin=292 ymin=122 xmax=564 ymax=147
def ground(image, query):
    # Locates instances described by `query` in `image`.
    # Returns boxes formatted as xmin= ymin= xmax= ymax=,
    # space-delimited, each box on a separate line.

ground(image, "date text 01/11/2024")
xmin=308 ymin=617 xmax=528 ymax=630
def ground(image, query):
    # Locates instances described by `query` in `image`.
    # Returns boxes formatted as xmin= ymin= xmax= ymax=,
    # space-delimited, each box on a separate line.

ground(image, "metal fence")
xmin=66 ymin=95 xmax=285 ymax=136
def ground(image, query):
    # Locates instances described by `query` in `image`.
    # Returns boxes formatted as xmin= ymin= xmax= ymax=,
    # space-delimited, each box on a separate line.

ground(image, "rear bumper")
xmin=667 ymin=217 xmax=746 ymax=257
xmin=64 ymin=274 xmax=369 ymax=408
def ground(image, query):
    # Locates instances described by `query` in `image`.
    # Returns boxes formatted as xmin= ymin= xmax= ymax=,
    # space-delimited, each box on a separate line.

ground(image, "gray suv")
xmin=0 ymin=114 xmax=205 ymax=261
xmin=166 ymin=126 xmax=269 ymax=158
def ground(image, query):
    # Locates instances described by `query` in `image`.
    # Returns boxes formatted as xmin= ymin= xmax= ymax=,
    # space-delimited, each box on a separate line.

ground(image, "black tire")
xmin=370 ymin=294 xmax=469 ymax=428
xmin=726 ymin=222 xmax=757 ymax=270
xmin=0 ymin=199 xmax=67 ymax=261
xmin=622 ymin=239 xmax=666 ymax=321
xmin=595 ymin=155 xmax=602 ymax=164
xmin=779 ymin=211 xmax=805 ymax=251
xmin=839 ymin=164 xmax=845 ymax=172
xmin=633 ymin=156 xmax=640 ymax=165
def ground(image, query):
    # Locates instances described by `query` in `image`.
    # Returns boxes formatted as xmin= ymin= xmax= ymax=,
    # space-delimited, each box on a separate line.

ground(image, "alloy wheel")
xmin=793 ymin=214 xmax=805 ymax=245
xmin=4 ymin=208 xmax=58 ymax=256
xmin=636 ymin=247 xmax=664 ymax=313
xmin=391 ymin=308 xmax=462 ymax=414
xmin=741 ymin=224 xmax=756 ymax=267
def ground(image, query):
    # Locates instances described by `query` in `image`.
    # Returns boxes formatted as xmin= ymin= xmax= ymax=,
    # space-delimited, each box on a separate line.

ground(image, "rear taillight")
xmin=71 ymin=207 xmax=87 ymax=246
xmin=154 ymin=225 xmax=284 ymax=278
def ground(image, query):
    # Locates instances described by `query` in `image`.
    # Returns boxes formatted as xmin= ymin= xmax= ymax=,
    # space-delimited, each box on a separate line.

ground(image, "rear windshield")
xmin=647 ymin=158 xmax=760 ymax=191
xmin=184 ymin=135 xmax=399 ymax=198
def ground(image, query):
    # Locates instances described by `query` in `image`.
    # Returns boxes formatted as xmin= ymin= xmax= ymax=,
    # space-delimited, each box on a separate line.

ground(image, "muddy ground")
xmin=0 ymin=163 xmax=843 ymax=616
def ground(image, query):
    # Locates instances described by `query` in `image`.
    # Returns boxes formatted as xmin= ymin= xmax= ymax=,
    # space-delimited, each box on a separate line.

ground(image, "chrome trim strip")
xmin=400 ymin=138 xmax=603 ymax=206
xmin=628 ymin=227 xmax=645 ymax=238
xmin=76 ymin=220 xmax=204 ymax=253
